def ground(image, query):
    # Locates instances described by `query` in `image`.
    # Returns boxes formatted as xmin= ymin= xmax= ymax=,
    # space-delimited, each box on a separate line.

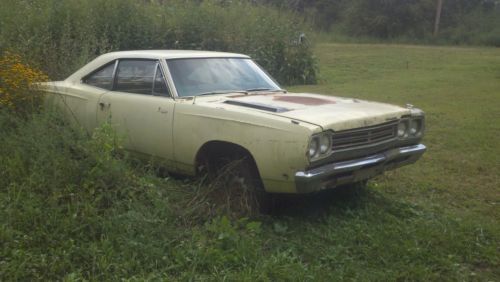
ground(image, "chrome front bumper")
xmin=295 ymin=144 xmax=426 ymax=193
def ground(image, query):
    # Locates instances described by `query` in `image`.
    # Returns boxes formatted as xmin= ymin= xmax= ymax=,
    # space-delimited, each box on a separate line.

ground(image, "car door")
xmin=97 ymin=59 xmax=176 ymax=165
xmin=55 ymin=60 xmax=116 ymax=132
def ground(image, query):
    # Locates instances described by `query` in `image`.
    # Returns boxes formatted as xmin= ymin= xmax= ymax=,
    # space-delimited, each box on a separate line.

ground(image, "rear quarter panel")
xmin=41 ymin=81 xmax=106 ymax=132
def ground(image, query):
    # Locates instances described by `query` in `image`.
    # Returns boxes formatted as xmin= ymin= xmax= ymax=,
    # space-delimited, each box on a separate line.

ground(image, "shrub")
xmin=0 ymin=52 xmax=48 ymax=115
xmin=0 ymin=0 xmax=317 ymax=85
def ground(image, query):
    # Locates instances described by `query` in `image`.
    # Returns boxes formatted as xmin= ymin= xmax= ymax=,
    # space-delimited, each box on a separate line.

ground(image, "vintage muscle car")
xmin=41 ymin=50 xmax=426 ymax=197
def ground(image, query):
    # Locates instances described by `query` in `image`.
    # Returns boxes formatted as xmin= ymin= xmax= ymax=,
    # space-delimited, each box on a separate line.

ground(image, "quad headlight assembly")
xmin=307 ymin=131 xmax=332 ymax=161
xmin=307 ymin=113 xmax=424 ymax=162
xmin=398 ymin=116 xmax=425 ymax=139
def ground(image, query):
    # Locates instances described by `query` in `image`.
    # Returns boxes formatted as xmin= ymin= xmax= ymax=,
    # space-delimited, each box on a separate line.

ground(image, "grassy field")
xmin=1 ymin=43 xmax=499 ymax=280
xmin=288 ymin=43 xmax=500 ymax=279
xmin=291 ymin=43 xmax=500 ymax=219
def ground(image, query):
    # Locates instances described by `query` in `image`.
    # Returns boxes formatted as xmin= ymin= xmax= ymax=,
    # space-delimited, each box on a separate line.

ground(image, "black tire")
xmin=335 ymin=180 xmax=368 ymax=198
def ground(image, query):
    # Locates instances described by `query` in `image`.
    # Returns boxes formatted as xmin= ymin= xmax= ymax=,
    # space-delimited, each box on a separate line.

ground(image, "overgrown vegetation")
xmin=0 ymin=0 xmax=317 ymax=84
xmin=0 ymin=109 xmax=271 ymax=280
xmin=1 ymin=43 xmax=499 ymax=280
xmin=1 ymin=0 xmax=499 ymax=280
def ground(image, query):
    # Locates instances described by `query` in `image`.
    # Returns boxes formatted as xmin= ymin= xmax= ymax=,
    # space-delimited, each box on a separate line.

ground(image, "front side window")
xmin=115 ymin=60 xmax=157 ymax=95
xmin=167 ymin=58 xmax=281 ymax=97
xmin=84 ymin=61 xmax=115 ymax=90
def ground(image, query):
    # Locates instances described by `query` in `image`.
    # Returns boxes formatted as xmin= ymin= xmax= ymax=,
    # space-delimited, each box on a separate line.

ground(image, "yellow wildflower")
xmin=0 ymin=51 xmax=48 ymax=114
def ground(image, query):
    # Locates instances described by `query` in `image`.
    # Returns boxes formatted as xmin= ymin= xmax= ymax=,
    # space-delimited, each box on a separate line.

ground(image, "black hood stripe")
xmin=223 ymin=100 xmax=290 ymax=113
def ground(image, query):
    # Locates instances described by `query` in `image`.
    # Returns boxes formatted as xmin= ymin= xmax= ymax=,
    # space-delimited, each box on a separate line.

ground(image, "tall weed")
xmin=0 ymin=0 xmax=317 ymax=85
xmin=0 ymin=110 xmax=130 ymax=279
xmin=0 ymin=110 xmax=303 ymax=280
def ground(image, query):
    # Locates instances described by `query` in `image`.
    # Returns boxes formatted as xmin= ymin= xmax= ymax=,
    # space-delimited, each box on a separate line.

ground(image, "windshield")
xmin=166 ymin=58 xmax=281 ymax=97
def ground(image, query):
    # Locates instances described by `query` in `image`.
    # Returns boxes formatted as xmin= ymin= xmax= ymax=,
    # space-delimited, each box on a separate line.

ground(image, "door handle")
xmin=99 ymin=102 xmax=111 ymax=110
xmin=158 ymin=107 xmax=169 ymax=114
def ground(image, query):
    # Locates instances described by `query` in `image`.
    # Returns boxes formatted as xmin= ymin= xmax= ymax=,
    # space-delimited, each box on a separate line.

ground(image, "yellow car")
xmin=41 ymin=50 xmax=426 ymax=197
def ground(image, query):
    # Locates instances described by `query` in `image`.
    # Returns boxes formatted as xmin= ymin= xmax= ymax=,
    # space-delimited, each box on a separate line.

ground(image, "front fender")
xmin=172 ymin=103 xmax=316 ymax=193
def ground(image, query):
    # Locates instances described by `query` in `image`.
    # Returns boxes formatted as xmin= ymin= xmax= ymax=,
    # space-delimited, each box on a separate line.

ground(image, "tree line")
xmin=258 ymin=0 xmax=500 ymax=45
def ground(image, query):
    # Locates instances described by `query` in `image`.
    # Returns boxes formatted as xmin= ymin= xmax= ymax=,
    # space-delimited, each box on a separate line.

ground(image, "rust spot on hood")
xmin=273 ymin=96 xmax=335 ymax=105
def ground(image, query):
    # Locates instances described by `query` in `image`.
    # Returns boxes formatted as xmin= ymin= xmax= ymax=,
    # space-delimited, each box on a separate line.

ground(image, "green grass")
xmin=1 ymin=43 xmax=499 ymax=280
xmin=289 ymin=43 xmax=500 ymax=279
xmin=290 ymin=43 xmax=500 ymax=219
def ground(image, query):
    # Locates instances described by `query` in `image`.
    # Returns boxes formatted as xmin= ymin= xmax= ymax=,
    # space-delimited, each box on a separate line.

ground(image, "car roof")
xmin=65 ymin=50 xmax=250 ymax=83
xmin=101 ymin=50 xmax=250 ymax=60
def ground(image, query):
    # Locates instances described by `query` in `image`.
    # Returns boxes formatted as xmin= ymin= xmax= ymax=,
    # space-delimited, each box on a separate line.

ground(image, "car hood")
xmin=197 ymin=92 xmax=411 ymax=131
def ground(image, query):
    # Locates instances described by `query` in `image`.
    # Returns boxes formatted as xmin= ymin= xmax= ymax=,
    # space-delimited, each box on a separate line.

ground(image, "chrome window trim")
xmin=161 ymin=58 xmax=179 ymax=99
xmin=104 ymin=58 xmax=173 ymax=98
xmin=111 ymin=60 xmax=119 ymax=90
xmin=152 ymin=62 xmax=159 ymax=95
xmin=112 ymin=58 xmax=156 ymax=94
xmin=153 ymin=60 xmax=172 ymax=98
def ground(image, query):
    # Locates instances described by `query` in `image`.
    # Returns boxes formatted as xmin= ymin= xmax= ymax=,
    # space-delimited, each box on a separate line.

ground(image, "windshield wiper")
xmin=196 ymin=88 xmax=286 ymax=97
xmin=245 ymin=88 xmax=287 ymax=93
xmin=197 ymin=90 xmax=248 ymax=96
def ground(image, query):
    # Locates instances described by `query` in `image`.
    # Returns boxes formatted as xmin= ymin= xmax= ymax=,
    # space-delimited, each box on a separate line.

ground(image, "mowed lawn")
xmin=283 ymin=43 xmax=500 ymax=280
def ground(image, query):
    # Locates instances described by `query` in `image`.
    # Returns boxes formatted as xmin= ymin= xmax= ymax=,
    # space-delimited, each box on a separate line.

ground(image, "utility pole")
xmin=434 ymin=0 xmax=444 ymax=37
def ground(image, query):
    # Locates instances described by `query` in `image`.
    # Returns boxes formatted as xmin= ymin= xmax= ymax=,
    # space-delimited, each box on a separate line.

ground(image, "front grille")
xmin=332 ymin=121 xmax=398 ymax=151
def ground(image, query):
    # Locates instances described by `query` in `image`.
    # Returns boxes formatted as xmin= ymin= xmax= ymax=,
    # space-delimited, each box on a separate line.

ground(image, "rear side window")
xmin=115 ymin=60 xmax=156 ymax=95
xmin=83 ymin=61 xmax=115 ymax=90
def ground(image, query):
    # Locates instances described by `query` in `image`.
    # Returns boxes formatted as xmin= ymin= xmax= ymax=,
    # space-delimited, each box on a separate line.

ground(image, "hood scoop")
xmin=224 ymin=100 xmax=290 ymax=113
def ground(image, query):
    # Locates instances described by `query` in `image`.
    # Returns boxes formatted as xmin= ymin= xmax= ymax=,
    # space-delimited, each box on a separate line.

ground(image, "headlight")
xmin=397 ymin=121 xmax=408 ymax=138
xmin=319 ymin=134 xmax=331 ymax=154
xmin=308 ymin=138 xmax=319 ymax=158
xmin=308 ymin=131 xmax=332 ymax=161
xmin=409 ymin=118 xmax=423 ymax=137
xmin=398 ymin=116 xmax=424 ymax=139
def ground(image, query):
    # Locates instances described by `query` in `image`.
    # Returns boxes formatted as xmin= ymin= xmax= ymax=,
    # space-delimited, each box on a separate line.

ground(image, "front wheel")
xmin=334 ymin=180 xmax=368 ymax=198
xmin=207 ymin=156 xmax=271 ymax=216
